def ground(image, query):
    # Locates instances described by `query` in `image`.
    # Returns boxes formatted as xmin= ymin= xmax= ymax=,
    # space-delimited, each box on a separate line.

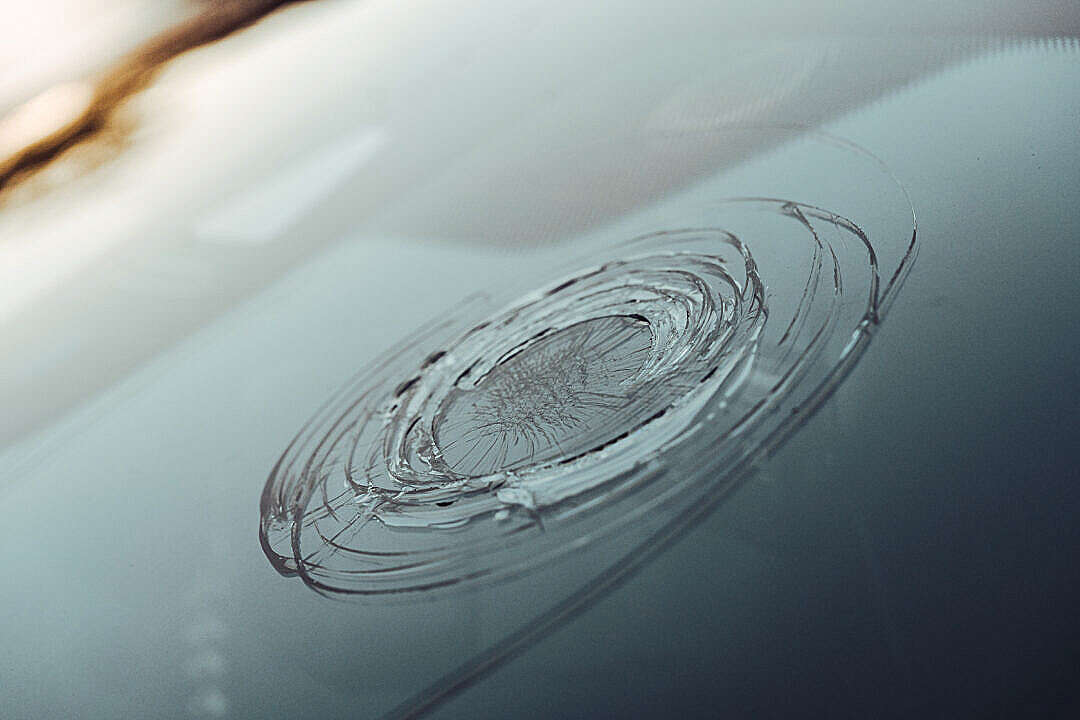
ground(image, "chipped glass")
xmin=259 ymin=127 xmax=917 ymax=601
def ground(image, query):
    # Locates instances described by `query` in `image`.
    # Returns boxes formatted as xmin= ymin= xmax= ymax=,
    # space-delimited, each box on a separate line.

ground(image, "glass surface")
xmin=1 ymin=3 xmax=1078 ymax=718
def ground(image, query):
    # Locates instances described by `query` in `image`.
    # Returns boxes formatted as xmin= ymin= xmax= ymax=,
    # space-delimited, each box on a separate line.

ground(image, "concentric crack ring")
xmin=259 ymin=187 xmax=914 ymax=597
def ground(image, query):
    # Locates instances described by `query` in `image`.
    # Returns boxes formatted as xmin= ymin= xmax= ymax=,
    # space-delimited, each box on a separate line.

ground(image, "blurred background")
xmin=1 ymin=1 xmax=1078 ymax=717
